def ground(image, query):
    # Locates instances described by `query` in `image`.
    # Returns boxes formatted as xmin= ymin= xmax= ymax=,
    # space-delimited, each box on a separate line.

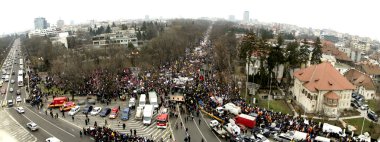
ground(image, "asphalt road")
xmin=170 ymin=103 xmax=227 ymax=142
xmin=1 ymin=38 xmax=92 ymax=142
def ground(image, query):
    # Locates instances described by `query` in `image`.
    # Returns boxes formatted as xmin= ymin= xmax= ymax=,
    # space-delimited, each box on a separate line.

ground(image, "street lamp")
xmin=131 ymin=51 xmax=139 ymax=67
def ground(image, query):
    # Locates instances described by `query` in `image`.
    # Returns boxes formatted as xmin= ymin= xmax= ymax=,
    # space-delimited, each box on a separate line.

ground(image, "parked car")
xmin=26 ymin=122 xmax=38 ymax=131
xmin=90 ymin=107 xmax=102 ymax=116
xmin=82 ymin=105 xmax=93 ymax=114
xmin=109 ymin=107 xmax=119 ymax=119
xmin=16 ymin=89 xmax=21 ymax=95
xmin=360 ymin=104 xmax=369 ymax=110
xmin=16 ymin=107 xmax=25 ymax=113
xmin=99 ymin=108 xmax=111 ymax=117
xmin=368 ymin=110 xmax=378 ymax=122
xmin=68 ymin=106 xmax=80 ymax=116
xmin=9 ymin=87 xmax=13 ymax=92
xmin=121 ymin=108 xmax=130 ymax=120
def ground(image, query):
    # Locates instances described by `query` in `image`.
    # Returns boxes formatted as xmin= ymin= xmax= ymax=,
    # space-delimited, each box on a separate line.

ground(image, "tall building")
xmin=57 ymin=19 xmax=64 ymax=28
xmin=228 ymin=15 xmax=235 ymax=22
xmin=34 ymin=17 xmax=48 ymax=30
xmin=243 ymin=11 xmax=249 ymax=23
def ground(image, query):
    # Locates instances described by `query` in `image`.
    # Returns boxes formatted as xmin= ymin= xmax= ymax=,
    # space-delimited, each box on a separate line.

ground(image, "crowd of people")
xmin=83 ymin=126 xmax=154 ymax=142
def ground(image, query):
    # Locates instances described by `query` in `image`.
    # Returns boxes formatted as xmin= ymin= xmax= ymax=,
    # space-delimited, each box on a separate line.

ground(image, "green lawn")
xmin=367 ymin=100 xmax=379 ymax=113
xmin=344 ymin=118 xmax=380 ymax=139
xmin=254 ymin=97 xmax=293 ymax=115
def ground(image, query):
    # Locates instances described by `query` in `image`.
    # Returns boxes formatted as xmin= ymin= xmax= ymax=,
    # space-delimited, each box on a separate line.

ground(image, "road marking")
xmin=15 ymin=109 xmax=56 ymax=137
xmin=57 ymin=115 xmax=82 ymax=129
xmin=4 ymin=109 xmax=38 ymax=142
xmin=200 ymin=109 xmax=222 ymax=142
xmin=25 ymin=106 xmax=76 ymax=137
xmin=192 ymin=117 xmax=208 ymax=142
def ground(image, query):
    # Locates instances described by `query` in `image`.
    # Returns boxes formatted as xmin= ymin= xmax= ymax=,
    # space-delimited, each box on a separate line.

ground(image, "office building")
xmin=243 ymin=11 xmax=249 ymax=23
xmin=34 ymin=17 xmax=48 ymax=30
xmin=57 ymin=19 xmax=64 ymax=28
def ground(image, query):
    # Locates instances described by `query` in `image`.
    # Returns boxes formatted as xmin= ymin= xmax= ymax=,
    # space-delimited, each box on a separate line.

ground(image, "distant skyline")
xmin=1 ymin=0 xmax=379 ymax=40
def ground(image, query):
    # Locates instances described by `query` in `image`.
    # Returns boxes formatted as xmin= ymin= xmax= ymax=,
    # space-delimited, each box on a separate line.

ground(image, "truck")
xmin=235 ymin=114 xmax=256 ymax=129
xmin=135 ymin=106 xmax=144 ymax=120
xmin=223 ymin=103 xmax=241 ymax=115
xmin=143 ymin=105 xmax=154 ymax=125
xmin=209 ymin=120 xmax=230 ymax=139
xmin=322 ymin=123 xmax=346 ymax=138
xmin=148 ymin=91 xmax=159 ymax=109
xmin=48 ymin=97 xmax=68 ymax=108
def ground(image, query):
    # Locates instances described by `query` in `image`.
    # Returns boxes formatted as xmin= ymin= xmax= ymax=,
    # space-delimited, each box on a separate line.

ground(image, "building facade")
xmin=34 ymin=17 xmax=48 ymax=30
xmin=344 ymin=69 xmax=377 ymax=100
xmin=243 ymin=11 xmax=249 ymax=23
xmin=292 ymin=62 xmax=355 ymax=117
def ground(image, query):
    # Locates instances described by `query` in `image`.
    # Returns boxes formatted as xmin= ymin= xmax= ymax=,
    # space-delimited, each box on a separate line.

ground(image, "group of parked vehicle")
xmin=351 ymin=93 xmax=378 ymax=122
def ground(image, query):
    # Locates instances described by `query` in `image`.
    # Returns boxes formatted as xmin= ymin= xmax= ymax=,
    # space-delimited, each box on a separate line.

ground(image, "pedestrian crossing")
xmin=0 ymin=110 xmax=37 ymax=142
xmin=62 ymin=108 xmax=173 ymax=142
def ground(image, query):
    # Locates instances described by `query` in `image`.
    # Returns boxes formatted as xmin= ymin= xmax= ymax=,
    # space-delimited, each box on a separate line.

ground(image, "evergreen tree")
xmin=112 ymin=22 xmax=116 ymax=27
xmin=105 ymin=25 xmax=112 ymax=33
xmin=311 ymin=37 xmax=322 ymax=64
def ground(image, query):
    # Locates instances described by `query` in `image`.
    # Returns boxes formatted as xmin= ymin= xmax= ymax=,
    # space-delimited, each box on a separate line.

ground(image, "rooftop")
xmin=322 ymin=46 xmax=352 ymax=62
xmin=344 ymin=69 xmax=376 ymax=90
xmin=294 ymin=62 xmax=355 ymax=92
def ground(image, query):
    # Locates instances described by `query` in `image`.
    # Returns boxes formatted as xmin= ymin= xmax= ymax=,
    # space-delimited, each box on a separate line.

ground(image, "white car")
xmin=45 ymin=137 xmax=62 ymax=142
xmin=10 ymin=79 xmax=15 ymax=84
xmin=68 ymin=106 xmax=80 ymax=116
xmin=26 ymin=122 xmax=38 ymax=131
xmin=9 ymin=87 xmax=13 ymax=92
xmin=16 ymin=107 xmax=25 ymax=113
xmin=16 ymin=96 xmax=22 ymax=102
xmin=90 ymin=107 xmax=102 ymax=115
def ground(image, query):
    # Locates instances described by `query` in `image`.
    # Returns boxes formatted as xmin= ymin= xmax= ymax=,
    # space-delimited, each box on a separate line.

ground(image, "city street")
xmin=0 ymin=38 xmax=91 ymax=142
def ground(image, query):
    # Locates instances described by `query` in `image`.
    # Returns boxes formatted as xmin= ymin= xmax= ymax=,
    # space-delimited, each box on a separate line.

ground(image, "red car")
xmin=109 ymin=107 xmax=119 ymax=119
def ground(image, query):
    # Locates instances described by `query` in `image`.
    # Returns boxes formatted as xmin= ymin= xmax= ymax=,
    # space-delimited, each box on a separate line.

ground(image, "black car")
xmin=99 ymin=108 xmax=111 ymax=117
xmin=82 ymin=105 xmax=93 ymax=114
xmin=368 ymin=110 xmax=378 ymax=122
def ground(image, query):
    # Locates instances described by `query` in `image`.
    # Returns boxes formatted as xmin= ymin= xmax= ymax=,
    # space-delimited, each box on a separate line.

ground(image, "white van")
xmin=292 ymin=131 xmax=308 ymax=141
xmin=314 ymin=136 xmax=331 ymax=142
xmin=322 ymin=123 xmax=345 ymax=137
xmin=139 ymin=94 xmax=146 ymax=107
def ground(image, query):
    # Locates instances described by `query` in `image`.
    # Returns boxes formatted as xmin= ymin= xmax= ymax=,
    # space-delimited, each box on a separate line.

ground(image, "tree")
xmin=105 ymin=25 xmax=112 ymax=33
xmin=311 ymin=37 xmax=322 ymax=64
xmin=121 ymin=24 xmax=128 ymax=30
xmin=299 ymin=40 xmax=311 ymax=67
xmin=112 ymin=22 xmax=116 ymax=27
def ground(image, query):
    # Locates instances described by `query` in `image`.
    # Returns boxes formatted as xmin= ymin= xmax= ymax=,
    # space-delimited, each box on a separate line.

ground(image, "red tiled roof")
xmin=294 ymin=62 xmax=355 ymax=92
xmin=344 ymin=69 xmax=376 ymax=90
xmin=360 ymin=64 xmax=380 ymax=75
xmin=324 ymin=91 xmax=340 ymax=100
xmin=322 ymin=46 xmax=352 ymax=62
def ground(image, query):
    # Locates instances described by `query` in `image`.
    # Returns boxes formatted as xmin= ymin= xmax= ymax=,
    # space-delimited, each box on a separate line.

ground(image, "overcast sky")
xmin=1 ymin=0 xmax=379 ymax=40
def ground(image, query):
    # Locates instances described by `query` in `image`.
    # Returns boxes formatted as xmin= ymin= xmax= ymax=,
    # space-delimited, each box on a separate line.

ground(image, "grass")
xmin=367 ymin=99 xmax=380 ymax=113
xmin=254 ymin=97 xmax=293 ymax=115
xmin=344 ymin=118 xmax=380 ymax=139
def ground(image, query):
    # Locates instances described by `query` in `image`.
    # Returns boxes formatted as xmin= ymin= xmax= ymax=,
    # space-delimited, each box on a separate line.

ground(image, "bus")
xmin=17 ymin=76 xmax=23 ymax=87
xmin=19 ymin=59 xmax=23 ymax=65
xmin=156 ymin=113 xmax=169 ymax=129
xmin=18 ymin=70 xmax=23 ymax=76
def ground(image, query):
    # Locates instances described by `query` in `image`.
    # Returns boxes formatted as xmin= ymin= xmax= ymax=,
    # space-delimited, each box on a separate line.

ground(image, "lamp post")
xmin=131 ymin=51 xmax=139 ymax=67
